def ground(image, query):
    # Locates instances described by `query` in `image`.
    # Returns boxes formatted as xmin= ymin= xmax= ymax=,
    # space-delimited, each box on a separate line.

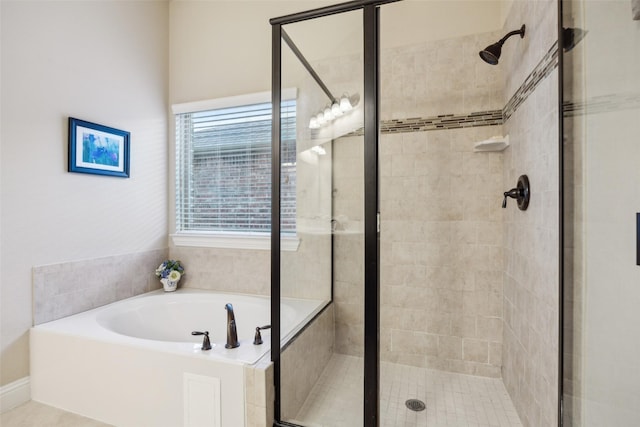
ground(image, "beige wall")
xmin=168 ymin=0 xmax=336 ymax=105
xmin=168 ymin=0 xmax=506 ymax=105
xmin=0 ymin=1 xmax=169 ymax=387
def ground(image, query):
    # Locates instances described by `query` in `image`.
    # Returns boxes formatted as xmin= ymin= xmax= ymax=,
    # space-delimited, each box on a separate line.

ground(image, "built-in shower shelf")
xmin=474 ymin=135 xmax=509 ymax=152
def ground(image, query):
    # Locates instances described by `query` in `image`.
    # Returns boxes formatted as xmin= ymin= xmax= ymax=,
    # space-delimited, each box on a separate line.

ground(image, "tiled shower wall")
xmin=379 ymin=32 xmax=504 ymax=121
xmin=500 ymin=0 xmax=560 ymax=426
xmin=379 ymin=126 xmax=505 ymax=377
xmin=332 ymin=30 xmax=507 ymax=377
xmin=332 ymin=17 xmax=562 ymax=427
xmin=333 ymin=126 xmax=506 ymax=377
xmin=502 ymin=69 xmax=559 ymax=427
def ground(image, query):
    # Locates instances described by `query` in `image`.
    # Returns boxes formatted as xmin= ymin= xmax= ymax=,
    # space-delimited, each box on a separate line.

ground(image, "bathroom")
xmin=1 ymin=0 xmax=639 ymax=427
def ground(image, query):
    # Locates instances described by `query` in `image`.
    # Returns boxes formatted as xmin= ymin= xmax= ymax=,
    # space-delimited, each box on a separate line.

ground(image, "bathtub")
xmin=30 ymin=289 xmax=325 ymax=427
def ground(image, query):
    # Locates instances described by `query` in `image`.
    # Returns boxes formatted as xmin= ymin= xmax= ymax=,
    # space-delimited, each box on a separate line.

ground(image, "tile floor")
xmin=1 ymin=401 xmax=112 ymax=427
xmin=291 ymin=354 xmax=523 ymax=427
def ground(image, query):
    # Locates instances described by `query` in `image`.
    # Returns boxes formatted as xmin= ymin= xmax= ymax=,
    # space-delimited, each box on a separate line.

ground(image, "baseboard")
xmin=0 ymin=377 xmax=30 ymax=413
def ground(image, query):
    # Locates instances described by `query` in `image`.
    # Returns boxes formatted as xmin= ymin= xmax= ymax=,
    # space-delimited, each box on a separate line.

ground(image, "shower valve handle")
xmin=502 ymin=175 xmax=530 ymax=210
xmin=502 ymin=188 xmax=521 ymax=208
xmin=192 ymin=331 xmax=212 ymax=351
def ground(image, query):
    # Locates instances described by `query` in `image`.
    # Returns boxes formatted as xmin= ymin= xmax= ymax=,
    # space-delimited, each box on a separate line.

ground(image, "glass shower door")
xmin=274 ymin=8 xmax=368 ymax=426
xmin=562 ymin=0 xmax=640 ymax=425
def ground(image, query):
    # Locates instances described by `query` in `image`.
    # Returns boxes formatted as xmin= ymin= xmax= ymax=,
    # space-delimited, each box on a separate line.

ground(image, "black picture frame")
xmin=68 ymin=117 xmax=130 ymax=178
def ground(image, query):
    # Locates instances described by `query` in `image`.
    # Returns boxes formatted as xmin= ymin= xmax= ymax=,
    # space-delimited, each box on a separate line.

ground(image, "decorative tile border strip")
xmin=347 ymin=110 xmax=503 ymax=136
xmin=345 ymin=41 xmax=560 ymax=137
xmin=382 ymin=110 xmax=503 ymax=132
xmin=503 ymin=42 xmax=559 ymax=121
xmin=342 ymin=42 xmax=639 ymax=137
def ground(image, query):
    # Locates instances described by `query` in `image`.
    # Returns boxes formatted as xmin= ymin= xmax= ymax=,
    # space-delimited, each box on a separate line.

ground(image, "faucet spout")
xmin=225 ymin=303 xmax=239 ymax=349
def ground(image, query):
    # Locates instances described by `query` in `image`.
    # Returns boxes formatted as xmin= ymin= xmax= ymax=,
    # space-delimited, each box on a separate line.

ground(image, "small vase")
xmin=160 ymin=277 xmax=179 ymax=292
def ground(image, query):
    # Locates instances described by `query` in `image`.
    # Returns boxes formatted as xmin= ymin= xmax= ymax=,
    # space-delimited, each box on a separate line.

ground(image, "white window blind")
xmin=175 ymin=99 xmax=296 ymax=234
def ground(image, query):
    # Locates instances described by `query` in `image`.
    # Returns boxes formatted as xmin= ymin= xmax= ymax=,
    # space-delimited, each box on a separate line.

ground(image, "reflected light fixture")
xmin=339 ymin=94 xmax=353 ymax=112
xmin=311 ymin=145 xmax=326 ymax=156
xmin=309 ymin=93 xmax=356 ymax=129
xmin=323 ymin=106 xmax=334 ymax=121
xmin=331 ymin=102 xmax=343 ymax=117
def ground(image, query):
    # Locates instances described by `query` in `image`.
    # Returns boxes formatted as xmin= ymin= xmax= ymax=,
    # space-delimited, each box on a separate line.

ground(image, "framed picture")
xmin=68 ymin=117 xmax=130 ymax=178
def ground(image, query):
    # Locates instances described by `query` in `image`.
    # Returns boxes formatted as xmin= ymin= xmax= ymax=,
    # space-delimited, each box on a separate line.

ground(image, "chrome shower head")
xmin=479 ymin=25 xmax=525 ymax=65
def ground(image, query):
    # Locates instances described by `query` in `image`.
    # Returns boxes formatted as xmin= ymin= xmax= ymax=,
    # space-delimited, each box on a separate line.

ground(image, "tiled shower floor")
xmin=291 ymin=354 xmax=523 ymax=427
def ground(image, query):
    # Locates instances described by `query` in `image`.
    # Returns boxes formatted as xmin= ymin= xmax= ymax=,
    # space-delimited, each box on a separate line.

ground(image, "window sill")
xmin=170 ymin=232 xmax=300 ymax=251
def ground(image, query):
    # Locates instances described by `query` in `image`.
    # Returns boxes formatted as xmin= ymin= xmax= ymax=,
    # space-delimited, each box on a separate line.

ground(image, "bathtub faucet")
xmin=253 ymin=325 xmax=271 ymax=345
xmin=224 ymin=303 xmax=239 ymax=349
xmin=191 ymin=331 xmax=212 ymax=351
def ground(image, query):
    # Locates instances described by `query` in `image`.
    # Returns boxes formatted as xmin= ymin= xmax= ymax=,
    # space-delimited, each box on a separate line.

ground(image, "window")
xmin=172 ymin=90 xmax=297 ymax=249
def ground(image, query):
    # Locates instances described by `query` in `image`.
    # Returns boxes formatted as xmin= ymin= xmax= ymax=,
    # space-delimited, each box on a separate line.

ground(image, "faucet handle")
xmin=253 ymin=325 xmax=272 ymax=345
xmin=191 ymin=331 xmax=212 ymax=351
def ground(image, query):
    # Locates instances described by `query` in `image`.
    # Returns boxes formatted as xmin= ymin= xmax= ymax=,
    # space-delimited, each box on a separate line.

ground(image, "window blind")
xmin=175 ymin=100 xmax=296 ymax=234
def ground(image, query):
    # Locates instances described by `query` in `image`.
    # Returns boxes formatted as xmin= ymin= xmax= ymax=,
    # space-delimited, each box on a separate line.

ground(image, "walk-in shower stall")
xmin=269 ymin=0 xmax=638 ymax=426
xmin=270 ymin=1 xmax=559 ymax=426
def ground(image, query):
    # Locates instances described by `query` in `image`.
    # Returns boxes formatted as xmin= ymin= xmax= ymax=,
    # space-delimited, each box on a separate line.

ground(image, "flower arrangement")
xmin=155 ymin=260 xmax=185 ymax=283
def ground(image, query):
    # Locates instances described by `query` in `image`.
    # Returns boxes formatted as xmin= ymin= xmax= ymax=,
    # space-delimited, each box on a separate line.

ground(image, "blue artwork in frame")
xmin=68 ymin=117 xmax=130 ymax=178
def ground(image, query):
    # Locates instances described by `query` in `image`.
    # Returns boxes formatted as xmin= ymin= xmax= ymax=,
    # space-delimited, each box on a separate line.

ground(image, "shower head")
xmin=479 ymin=43 xmax=503 ymax=65
xmin=479 ymin=25 xmax=526 ymax=65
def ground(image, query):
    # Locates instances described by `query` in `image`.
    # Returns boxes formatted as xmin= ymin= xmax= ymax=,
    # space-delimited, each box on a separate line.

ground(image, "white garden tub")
xmin=30 ymin=289 xmax=325 ymax=427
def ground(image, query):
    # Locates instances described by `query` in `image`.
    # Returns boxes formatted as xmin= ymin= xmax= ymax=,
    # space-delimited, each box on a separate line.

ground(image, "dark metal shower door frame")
xmin=557 ymin=0 xmax=565 ymax=425
xmin=271 ymin=1 xmax=400 ymax=426
xmin=271 ymin=1 xmax=566 ymax=426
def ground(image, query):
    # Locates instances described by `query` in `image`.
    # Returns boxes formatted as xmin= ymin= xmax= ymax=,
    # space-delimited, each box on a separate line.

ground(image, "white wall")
xmin=0 ymin=1 xmax=169 ymax=386
xmin=578 ymin=1 xmax=640 ymax=424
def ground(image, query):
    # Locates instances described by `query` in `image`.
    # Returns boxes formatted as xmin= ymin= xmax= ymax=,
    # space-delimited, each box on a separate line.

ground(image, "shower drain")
xmin=405 ymin=399 xmax=426 ymax=412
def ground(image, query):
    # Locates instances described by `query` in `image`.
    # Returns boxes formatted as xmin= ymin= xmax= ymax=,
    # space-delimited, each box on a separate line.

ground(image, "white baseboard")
xmin=0 ymin=377 xmax=30 ymax=413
